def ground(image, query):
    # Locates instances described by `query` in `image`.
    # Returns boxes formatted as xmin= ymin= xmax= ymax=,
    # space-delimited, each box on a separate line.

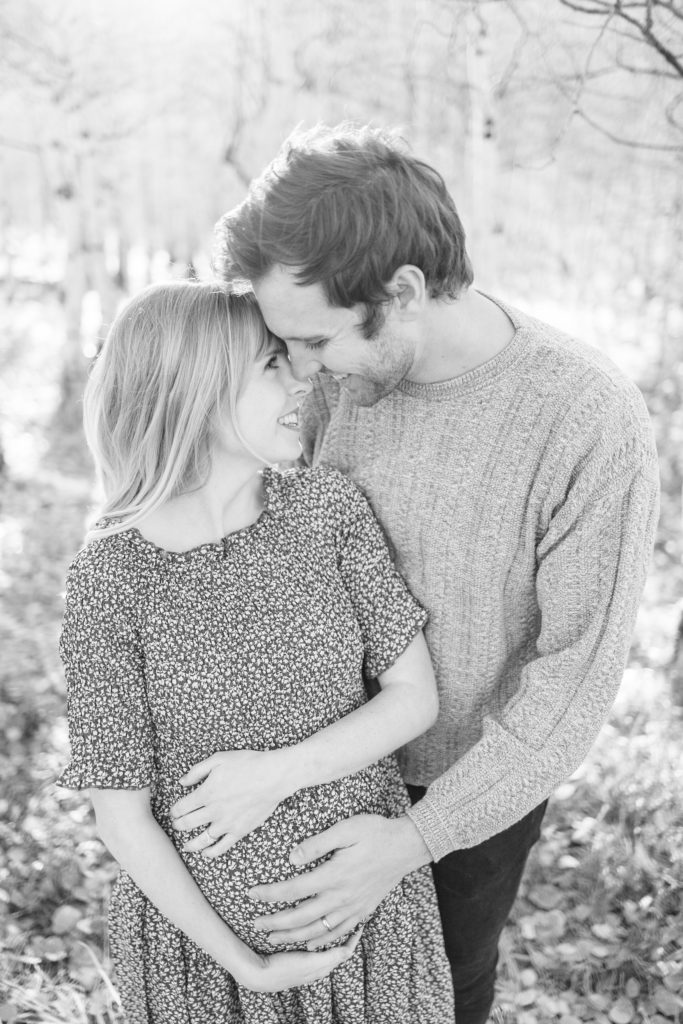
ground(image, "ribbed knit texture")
xmin=300 ymin=297 xmax=660 ymax=861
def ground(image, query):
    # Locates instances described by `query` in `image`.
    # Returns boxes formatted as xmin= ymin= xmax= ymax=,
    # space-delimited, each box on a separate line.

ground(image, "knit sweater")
xmin=299 ymin=296 xmax=659 ymax=862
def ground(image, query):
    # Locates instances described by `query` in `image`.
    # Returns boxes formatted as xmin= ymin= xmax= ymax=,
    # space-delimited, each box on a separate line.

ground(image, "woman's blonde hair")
xmin=83 ymin=281 xmax=272 ymax=540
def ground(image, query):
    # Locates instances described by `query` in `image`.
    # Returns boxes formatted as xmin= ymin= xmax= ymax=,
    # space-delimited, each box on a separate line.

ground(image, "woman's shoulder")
xmin=65 ymin=530 xmax=149 ymax=602
xmin=267 ymin=464 xmax=374 ymax=543
xmin=269 ymin=463 xmax=366 ymax=512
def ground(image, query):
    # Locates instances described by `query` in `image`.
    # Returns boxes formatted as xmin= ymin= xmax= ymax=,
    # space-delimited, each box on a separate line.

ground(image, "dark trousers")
xmin=407 ymin=786 xmax=548 ymax=1024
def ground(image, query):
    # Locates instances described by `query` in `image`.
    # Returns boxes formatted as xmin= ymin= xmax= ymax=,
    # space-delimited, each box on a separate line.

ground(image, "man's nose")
xmin=286 ymin=346 xmax=321 ymax=381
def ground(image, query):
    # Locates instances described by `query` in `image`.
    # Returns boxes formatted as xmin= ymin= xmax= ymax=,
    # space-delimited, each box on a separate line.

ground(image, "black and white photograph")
xmin=0 ymin=1 xmax=681 ymax=1022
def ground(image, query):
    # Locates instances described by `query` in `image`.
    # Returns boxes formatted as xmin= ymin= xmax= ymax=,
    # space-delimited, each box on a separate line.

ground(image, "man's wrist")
xmin=391 ymin=814 xmax=433 ymax=874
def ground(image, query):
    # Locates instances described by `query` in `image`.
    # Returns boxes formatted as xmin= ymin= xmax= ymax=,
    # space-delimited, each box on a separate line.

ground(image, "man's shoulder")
xmin=498 ymin=299 xmax=655 ymax=463
xmin=500 ymin=297 xmax=640 ymax=400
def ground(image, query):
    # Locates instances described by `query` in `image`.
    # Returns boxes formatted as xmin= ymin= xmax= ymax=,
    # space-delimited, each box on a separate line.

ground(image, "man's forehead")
xmin=256 ymin=266 xmax=320 ymax=304
xmin=254 ymin=268 xmax=352 ymax=334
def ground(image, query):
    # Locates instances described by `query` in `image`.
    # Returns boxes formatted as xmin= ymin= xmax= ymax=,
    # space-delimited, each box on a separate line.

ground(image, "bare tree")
xmin=553 ymin=0 xmax=683 ymax=148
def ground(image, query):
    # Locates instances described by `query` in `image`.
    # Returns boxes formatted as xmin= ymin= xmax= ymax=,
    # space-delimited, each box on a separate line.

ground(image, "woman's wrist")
xmin=271 ymin=744 xmax=309 ymax=798
xmin=214 ymin=932 xmax=264 ymax=985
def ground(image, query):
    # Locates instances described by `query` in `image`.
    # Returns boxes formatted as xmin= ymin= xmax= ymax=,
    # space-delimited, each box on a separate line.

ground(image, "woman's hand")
xmin=235 ymin=929 xmax=363 ymax=993
xmin=171 ymin=750 xmax=295 ymax=857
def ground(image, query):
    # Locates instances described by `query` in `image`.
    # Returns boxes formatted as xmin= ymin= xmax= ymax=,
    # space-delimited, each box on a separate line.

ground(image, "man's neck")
xmin=409 ymin=289 xmax=515 ymax=385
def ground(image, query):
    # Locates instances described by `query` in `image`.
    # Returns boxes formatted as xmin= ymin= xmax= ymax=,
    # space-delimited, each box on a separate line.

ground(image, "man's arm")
xmin=409 ymin=398 xmax=659 ymax=860
xmin=249 ymin=389 xmax=659 ymax=944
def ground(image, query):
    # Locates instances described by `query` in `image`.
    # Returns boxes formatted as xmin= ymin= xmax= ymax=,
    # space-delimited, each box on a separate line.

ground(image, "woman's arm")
xmin=90 ymin=786 xmax=359 ymax=991
xmin=173 ymin=631 xmax=438 ymax=855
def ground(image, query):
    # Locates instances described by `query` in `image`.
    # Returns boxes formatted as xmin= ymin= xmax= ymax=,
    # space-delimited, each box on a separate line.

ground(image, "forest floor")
xmin=0 ymin=296 xmax=682 ymax=1024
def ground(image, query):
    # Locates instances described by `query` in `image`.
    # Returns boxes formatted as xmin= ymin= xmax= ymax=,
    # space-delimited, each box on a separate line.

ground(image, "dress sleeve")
xmin=57 ymin=548 xmax=156 ymax=790
xmin=331 ymin=471 xmax=428 ymax=678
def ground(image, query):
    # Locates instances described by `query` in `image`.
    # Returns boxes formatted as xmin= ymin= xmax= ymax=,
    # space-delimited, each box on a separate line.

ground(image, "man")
xmin=188 ymin=125 xmax=659 ymax=1024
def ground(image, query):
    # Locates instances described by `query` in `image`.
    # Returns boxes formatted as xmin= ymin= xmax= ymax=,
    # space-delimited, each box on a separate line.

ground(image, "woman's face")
xmin=222 ymin=339 xmax=310 ymax=465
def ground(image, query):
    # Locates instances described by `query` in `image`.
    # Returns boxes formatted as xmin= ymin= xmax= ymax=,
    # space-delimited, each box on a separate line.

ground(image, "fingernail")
xmin=289 ymin=847 xmax=302 ymax=864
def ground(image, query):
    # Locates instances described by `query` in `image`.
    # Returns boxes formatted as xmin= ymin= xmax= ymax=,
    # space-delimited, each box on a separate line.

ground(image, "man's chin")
xmin=338 ymin=375 xmax=397 ymax=407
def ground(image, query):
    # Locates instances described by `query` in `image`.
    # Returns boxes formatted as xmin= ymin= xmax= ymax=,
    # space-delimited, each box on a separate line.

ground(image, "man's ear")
xmin=387 ymin=265 xmax=427 ymax=318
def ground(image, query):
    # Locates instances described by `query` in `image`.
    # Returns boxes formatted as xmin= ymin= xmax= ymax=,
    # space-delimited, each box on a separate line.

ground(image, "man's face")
xmin=253 ymin=266 xmax=416 ymax=407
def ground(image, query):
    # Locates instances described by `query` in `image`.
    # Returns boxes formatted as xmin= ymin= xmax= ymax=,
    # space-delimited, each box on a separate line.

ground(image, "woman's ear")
xmin=387 ymin=265 xmax=427 ymax=318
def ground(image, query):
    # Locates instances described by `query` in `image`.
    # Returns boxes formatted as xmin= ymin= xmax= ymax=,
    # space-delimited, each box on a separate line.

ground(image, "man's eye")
xmin=305 ymin=340 xmax=326 ymax=351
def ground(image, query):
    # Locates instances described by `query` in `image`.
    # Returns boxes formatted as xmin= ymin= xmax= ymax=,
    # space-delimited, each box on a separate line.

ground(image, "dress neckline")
xmin=123 ymin=466 xmax=285 ymax=561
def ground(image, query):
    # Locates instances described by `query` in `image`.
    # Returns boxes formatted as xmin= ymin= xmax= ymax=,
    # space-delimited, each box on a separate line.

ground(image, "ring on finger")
xmin=321 ymin=915 xmax=333 ymax=933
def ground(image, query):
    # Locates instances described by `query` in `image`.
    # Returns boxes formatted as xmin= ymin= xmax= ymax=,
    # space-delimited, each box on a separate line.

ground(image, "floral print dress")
xmin=59 ymin=466 xmax=454 ymax=1024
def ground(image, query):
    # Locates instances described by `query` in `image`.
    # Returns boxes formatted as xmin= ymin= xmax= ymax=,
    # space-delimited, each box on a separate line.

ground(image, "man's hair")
xmin=215 ymin=123 xmax=474 ymax=338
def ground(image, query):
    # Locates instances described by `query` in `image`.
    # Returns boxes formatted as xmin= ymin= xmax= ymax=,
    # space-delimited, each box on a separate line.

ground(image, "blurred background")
xmin=0 ymin=1 xmax=682 ymax=1021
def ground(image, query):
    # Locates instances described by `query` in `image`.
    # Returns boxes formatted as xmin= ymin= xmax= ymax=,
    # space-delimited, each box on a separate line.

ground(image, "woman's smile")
xmin=277 ymin=408 xmax=300 ymax=431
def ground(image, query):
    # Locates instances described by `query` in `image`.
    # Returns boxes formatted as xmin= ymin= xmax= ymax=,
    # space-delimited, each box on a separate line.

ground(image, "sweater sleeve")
xmin=407 ymin=393 xmax=660 ymax=860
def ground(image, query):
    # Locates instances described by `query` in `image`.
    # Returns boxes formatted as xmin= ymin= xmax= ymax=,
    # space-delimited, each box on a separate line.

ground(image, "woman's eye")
xmin=265 ymin=353 xmax=280 ymax=370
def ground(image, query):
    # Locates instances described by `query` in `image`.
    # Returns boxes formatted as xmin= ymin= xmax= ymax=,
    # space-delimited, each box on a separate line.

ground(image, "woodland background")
xmin=0 ymin=1 xmax=682 ymax=1022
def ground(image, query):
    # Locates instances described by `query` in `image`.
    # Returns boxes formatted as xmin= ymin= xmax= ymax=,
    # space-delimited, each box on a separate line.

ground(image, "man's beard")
xmin=338 ymin=373 xmax=402 ymax=407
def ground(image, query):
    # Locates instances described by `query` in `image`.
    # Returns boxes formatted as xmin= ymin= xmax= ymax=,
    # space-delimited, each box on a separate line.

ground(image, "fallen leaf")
xmin=625 ymin=979 xmax=641 ymax=999
xmin=654 ymin=985 xmax=682 ymax=1017
xmin=528 ymin=883 xmax=563 ymax=910
xmin=608 ymin=997 xmax=635 ymax=1024
xmin=558 ymin=854 xmax=580 ymax=869
xmin=44 ymin=936 xmax=68 ymax=961
xmin=557 ymin=942 xmax=580 ymax=960
xmin=515 ymin=989 xmax=538 ymax=1007
xmin=536 ymin=909 xmax=567 ymax=942
xmin=663 ymin=971 xmax=683 ymax=994
xmin=51 ymin=904 xmax=82 ymax=935
xmin=539 ymin=995 xmax=570 ymax=1016
xmin=573 ymin=903 xmax=593 ymax=922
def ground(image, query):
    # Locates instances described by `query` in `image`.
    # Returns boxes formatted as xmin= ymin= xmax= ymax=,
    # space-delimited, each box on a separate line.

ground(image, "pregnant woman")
xmin=58 ymin=282 xmax=453 ymax=1023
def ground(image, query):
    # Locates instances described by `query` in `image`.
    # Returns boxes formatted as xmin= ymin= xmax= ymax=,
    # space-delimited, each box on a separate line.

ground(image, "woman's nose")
xmin=291 ymin=374 xmax=312 ymax=399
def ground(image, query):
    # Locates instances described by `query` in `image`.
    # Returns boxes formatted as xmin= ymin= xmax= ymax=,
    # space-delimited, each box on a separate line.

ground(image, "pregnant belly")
xmin=176 ymin=757 xmax=408 ymax=954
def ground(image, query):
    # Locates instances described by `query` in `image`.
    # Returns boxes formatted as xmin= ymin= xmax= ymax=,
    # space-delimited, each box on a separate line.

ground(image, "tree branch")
xmin=573 ymin=103 xmax=683 ymax=147
xmin=0 ymin=135 xmax=41 ymax=153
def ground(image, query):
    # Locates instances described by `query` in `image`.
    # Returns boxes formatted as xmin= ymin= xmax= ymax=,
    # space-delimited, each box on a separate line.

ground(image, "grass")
xmin=1 ymin=298 xmax=681 ymax=1023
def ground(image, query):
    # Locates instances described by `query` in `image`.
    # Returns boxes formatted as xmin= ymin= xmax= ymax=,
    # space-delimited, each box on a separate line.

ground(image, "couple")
xmin=59 ymin=124 xmax=659 ymax=1024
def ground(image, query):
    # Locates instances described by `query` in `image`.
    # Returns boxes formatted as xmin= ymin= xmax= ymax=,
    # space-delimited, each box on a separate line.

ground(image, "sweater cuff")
xmin=406 ymin=795 xmax=457 ymax=863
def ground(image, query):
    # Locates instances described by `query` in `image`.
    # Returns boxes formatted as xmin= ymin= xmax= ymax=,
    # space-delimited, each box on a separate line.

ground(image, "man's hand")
xmin=249 ymin=813 xmax=432 ymax=949
xmin=170 ymin=750 xmax=293 ymax=858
